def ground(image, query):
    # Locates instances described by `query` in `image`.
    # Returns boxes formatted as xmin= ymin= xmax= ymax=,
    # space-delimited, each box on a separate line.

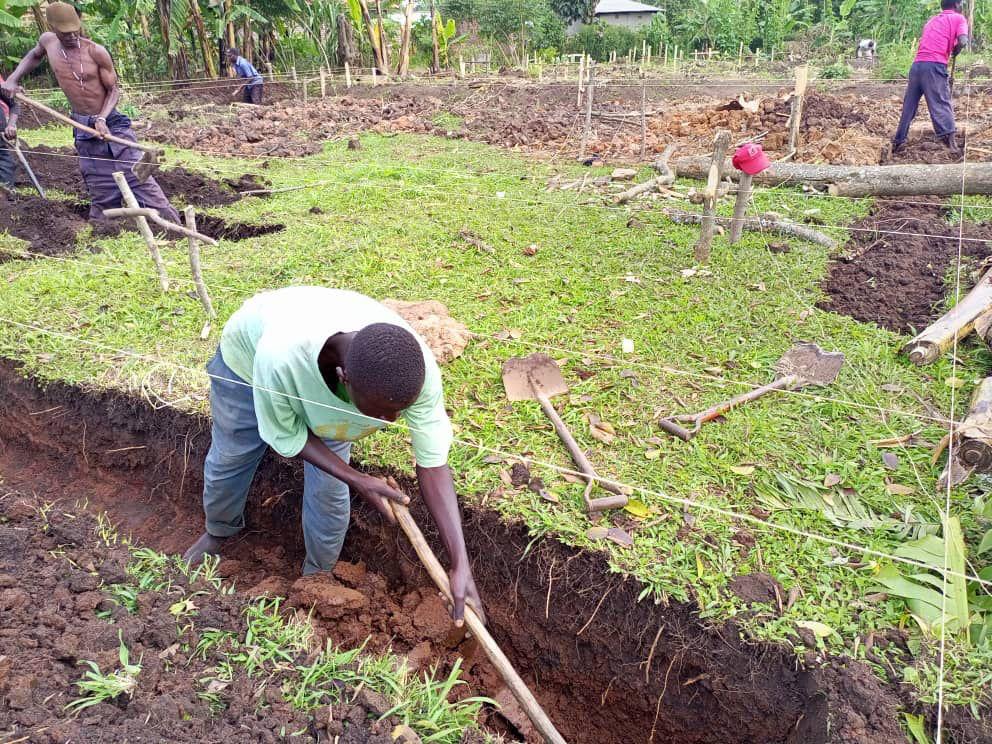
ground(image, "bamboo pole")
xmin=319 ymin=67 xmax=326 ymax=97
xmin=729 ymin=172 xmax=753 ymax=244
xmin=183 ymin=206 xmax=216 ymax=340
xmin=389 ymin=501 xmax=567 ymax=744
xmin=459 ymin=55 xmax=466 ymax=78
xmin=111 ymin=172 xmax=168 ymax=292
xmin=694 ymin=130 xmax=732 ymax=263
xmin=576 ymin=53 xmax=585 ymax=106
xmin=903 ymin=271 xmax=992 ymax=365
xmin=345 ymin=62 xmax=352 ymax=88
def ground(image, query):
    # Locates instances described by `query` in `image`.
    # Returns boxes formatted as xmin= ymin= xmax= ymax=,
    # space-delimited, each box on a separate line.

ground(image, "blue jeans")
xmin=893 ymin=61 xmax=956 ymax=145
xmin=203 ymin=349 xmax=353 ymax=575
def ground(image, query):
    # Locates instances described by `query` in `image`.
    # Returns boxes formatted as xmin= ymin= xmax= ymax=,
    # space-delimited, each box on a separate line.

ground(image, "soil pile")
xmin=0 ymin=489 xmax=426 ymax=743
xmin=15 ymin=145 xmax=268 ymax=205
xmin=0 ymin=194 xmax=89 ymax=257
xmin=819 ymin=197 xmax=992 ymax=332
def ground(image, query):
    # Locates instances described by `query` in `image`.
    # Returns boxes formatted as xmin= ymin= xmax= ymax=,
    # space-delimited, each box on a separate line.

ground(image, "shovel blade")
xmin=501 ymin=353 xmax=569 ymax=401
xmin=133 ymin=150 xmax=163 ymax=183
xmin=774 ymin=342 xmax=845 ymax=387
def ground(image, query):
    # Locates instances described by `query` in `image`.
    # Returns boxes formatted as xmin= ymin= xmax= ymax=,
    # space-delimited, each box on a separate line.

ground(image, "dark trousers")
xmin=0 ymin=110 xmax=14 ymax=189
xmin=243 ymin=84 xmax=263 ymax=104
xmin=893 ymin=61 xmax=956 ymax=144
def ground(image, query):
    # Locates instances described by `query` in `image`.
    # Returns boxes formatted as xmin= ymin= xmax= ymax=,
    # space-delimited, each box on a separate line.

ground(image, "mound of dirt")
xmin=0 ymin=489 xmax=427 ymax=744
xmin=819 ymin=197 xmax=992 ymax=332
xmin=382 ymin=298 xmax=470 ymax=364
xmin=15 ymin=145 xmax=268 ymax=206
xmin=0 ymin=194 xmax=89 ymax=257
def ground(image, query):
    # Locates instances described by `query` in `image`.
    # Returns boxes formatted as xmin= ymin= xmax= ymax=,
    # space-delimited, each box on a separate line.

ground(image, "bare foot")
xmin=182 ymin=532 xmax=227 ymax=566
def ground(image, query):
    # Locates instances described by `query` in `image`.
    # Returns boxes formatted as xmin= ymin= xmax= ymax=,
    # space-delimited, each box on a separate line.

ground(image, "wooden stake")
xmin=319 ymin=67 xmax=327 ymax=97
xmin=291 ymin=66 xmax=297 ymax=83
xmin=372 ymin=67 xmax=378 ymax=86
xmin=101 ymin=207 xmax=218 ymax=245
xmin=694 ymin=129 xmax=731 ymax=263
xmin=345 ymin=61 xmax=352 ymax=88
xmin=729 ymin=172 xmax=753 ymax=244
xmin=183 ymin=206 xmax=216 ymax=340
xmin=302 ymin=78 xmax=308 ymax=103
xmin=786 ymin=65 xmax=809 ymax=157
xmin=459 ymin=55 xmax=465 ymax=78
xmin=580 ymin=61 xmax=595 ymax=159
xmin=389 ymin=500 xmax=567 ymax=744
xmin=577 ymin=53 xmax=585 ymax=106
xmin=640 ymin=80 xmax=647 ymax=160
xmin=646 ymin=44 xmax=651 ymax=65
xmin=111 ymin=171 xmax=168 ymax=292
xmin=738 ymin=41 xmax=744 ymax=69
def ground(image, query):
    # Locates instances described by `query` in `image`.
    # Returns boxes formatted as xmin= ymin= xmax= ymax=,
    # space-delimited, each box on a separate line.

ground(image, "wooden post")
xmin=345 ymin=62 xmax=352 ymax=88
xmin=646 ymin=44 xmax=651 ymax=65
xmin=580 ymin=61 xmax=595 ymax=159
xmin=302 ymin=78 xmax=308 ymax=103
xmin=738 ymin=41 xmax=744 ymax=70
xmin=694 ymin=129 xmax=731 ymax=263
xmin=664 ymin=43 xmax=668 ymax=65
xmin=112 ymin=171 xmax=168 ymax=292
xmin=786 ymin=65 xmax=809 ymax=158
xmin=642 ymin=39 xmax=647 ymax=62
xmin=577 ymin=53 xmax=585 ymax=106
xmin=729 ymin=172 xmax=753 ymax=244
xmin=319 ymin=67 xmax=326 ymax=97
xmin=640 ymin=80 xmax=647 ymax=160
xmin=459 ymin=55 xmax=465 ymax=78
xmin=183 ymin=206 xmax=216 ymax=340
xmin=291 ymin=65 xmax=297 ymax=83
xmin=372 ymin=67 xmax=378 ymax=86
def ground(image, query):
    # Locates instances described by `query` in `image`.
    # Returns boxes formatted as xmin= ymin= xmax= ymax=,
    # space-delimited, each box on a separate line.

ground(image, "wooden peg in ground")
xmin=694 ymin=130 xmax=732 ymax=263
xmin=111 ymin=171 xmax=169 ymax=292
xmin=184 ymin=206 xmax=216 ymax=340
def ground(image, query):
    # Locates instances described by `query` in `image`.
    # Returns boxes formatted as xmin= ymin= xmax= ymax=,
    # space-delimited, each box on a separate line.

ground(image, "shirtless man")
xmin=0 ymin=3 xmax=179 ymax=223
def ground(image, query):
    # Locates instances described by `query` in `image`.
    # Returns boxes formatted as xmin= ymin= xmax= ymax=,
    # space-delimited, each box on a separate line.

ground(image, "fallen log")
xmin=614 ymin=144 xmax=677 ymax=205
xmin=662 ymin=209 xmax=837 ymax=248
xmin=903 ymin=271 xmax=992 ymax=365
xmin=671 ymin=157 xmax=992 ymax=196
xmin=956 ymin=377 xmax=992 ymax=471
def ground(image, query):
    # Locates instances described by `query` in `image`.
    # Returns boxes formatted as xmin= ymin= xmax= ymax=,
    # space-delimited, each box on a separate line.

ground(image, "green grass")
xmin=4 ymin=127 xmax=992 ymax=717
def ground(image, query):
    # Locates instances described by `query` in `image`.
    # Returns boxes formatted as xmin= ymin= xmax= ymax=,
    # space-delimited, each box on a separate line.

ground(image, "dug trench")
xmin=1 ymin=361 xmax=987 ymax=743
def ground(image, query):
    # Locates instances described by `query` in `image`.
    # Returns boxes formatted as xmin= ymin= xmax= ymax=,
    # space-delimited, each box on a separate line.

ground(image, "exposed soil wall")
xmin=0 ymin=359 xmax=975 ymax=743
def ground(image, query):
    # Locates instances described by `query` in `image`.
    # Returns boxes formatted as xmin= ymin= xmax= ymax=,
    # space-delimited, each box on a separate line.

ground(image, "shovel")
xmin=658 ymin=343 xmax=845 ymax=441
xmin=3 ymin=133 xmax=45 ymax=197
xmin=15 ymin=92 xmax=163 ymax=182
xmin=501 ymin=353 xmax=628 ymax=515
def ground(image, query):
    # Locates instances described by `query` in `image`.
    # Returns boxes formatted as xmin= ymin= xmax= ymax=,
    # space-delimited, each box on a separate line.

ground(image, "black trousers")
xmin=0 ymin=110 xmax=14 ymax=189
xmin=243 ymin=84 xmax=264 ymax=105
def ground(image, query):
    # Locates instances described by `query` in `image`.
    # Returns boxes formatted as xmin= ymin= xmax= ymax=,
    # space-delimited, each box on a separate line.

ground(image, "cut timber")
xmin=111 ymin=172 xmax=168 ymax=292
xmin=695 ymin=130 xmax=732 ymax=263
xmin=662 ymin=209 xmax=836 ymax=248
xmin=903 ymin=271 xmax=992 ymax=365
xmin=956 ymin=377 xmax=992 ymax=471
xmin=614 ymin=144 xmax=677 ymax=204
xmin=729 ymin=172 xmax=753 ymax=244
xmin=671 ymin=158 xmax=992 ymax=197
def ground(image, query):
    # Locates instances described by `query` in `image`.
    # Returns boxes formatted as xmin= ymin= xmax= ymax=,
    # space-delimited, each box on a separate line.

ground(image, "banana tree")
xmin=0 ymin=0 xmax=38 ymax=66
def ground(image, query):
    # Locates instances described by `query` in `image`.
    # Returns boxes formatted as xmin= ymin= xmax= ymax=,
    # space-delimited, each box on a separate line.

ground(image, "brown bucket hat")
xmin=46 ymin=2 xmax=81 ymax=33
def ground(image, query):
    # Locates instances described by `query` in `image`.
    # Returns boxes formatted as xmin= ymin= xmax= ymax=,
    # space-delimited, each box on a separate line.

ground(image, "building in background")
xmin=568 ymin=0 xmax=661 ymax=34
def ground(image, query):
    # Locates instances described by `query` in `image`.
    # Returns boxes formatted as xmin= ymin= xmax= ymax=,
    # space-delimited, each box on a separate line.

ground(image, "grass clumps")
xmin=65 ymin=632 xmax=142 ymax=714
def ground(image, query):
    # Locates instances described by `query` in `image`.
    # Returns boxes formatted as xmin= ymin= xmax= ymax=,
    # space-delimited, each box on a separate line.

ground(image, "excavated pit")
xmin=1 ymin=358 xmax=970 ymax=743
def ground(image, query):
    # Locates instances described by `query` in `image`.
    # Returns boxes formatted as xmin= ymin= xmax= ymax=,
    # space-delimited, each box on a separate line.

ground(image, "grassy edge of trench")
xmin=3 ymin=126 xmax=992 ymax=734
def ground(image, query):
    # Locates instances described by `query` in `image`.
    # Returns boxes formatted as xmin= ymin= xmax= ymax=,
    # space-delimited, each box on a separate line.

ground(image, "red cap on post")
xmin=731 ymin=143 xmax=771 ymax=175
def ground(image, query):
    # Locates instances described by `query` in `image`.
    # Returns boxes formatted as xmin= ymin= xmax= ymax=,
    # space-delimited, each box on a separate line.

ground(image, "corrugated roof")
xmin=595 ymin=0 xmax=660 ymax=14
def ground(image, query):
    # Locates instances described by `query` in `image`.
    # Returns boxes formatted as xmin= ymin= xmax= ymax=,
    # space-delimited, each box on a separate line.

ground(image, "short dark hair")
xmin=941 ymin=0 xmax=960 ymax=9
xmin=346 ymin=323 xmax=425 ymax=407
xmin=227 ymin=47 xmax=240 ymax=57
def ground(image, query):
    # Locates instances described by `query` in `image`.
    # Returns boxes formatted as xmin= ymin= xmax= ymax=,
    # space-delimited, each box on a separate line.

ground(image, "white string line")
xmin=935 ymin=80 xmax=974 ymax=744
xmin=1 ymin=312 xmax=989 ymax=590
xmin=0 ymin=241 xmax=957 ymax=429
xmin=11 ymin=145 xmax=992 ymax=245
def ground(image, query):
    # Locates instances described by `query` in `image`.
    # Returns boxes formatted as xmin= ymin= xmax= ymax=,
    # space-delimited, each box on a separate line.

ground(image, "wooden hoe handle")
xmin=678 ymin=374 xmax=798 ymax=425
xmin=388 ymin=501 xmax=568 ymax=744
xmin=15 ymin=93 xmax=160 ymax=154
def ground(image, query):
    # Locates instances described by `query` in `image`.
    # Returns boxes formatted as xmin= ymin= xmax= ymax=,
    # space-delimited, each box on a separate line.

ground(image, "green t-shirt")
xmin=219 ymin=286 xmax=452 ymax=467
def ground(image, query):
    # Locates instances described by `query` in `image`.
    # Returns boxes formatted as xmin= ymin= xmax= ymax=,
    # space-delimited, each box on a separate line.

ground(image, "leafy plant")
xmin=65 ymin=632 xmax=142 ymax=714
xmin=820 ymin=60 xmax=852 ymax=79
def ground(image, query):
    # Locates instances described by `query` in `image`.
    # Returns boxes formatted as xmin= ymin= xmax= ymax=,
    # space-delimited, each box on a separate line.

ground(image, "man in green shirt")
xmin=184 ymin=287 xmax=483 ymax=625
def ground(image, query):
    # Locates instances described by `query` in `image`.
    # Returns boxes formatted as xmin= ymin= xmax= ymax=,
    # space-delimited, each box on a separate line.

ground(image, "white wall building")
xmin=568 ymin=0 xmax=661 ymax=34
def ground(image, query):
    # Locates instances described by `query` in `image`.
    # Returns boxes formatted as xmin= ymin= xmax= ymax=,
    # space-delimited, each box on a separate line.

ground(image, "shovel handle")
xmin=388 ymin=501 xmax=567 ymax=744
xmin=15 ymin=93 xmax=160 ymax=155
xmin=678 ymin=374 xmax=798 ymax=426
xmin=658 ymin=418 xmax=696 ymax=441
xmin=535 ymin=393 xmax=624 ymax=496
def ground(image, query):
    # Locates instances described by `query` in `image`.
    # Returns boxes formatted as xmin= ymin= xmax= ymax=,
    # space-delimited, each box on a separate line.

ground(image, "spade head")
xmin=774 ymin=342 xmax=845 ymax=387
xmin=501 ymin=353 xmax=569 ymax=401
xmin=133 ymin=149 xmax=164 ymax=183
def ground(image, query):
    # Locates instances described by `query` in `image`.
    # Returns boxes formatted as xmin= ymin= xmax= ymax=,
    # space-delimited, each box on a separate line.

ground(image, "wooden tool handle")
xmin=15 ymin=93 xmax=159 ymax=154
xmin=658 ymin=418 xmax=695 ymax=441
xmin=692 ymin=374 xmax=797 ymax=425
xmin=535 ymin=393 xmax=623 ymax=496
xmin=388 ymin=501 xmax=568 ymax=744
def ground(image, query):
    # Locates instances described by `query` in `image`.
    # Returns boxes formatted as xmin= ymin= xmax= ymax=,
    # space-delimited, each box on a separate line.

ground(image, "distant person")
xmin=857 ymin=39 xmax=876 ymax=60
xmin=0 ymin=74 xmax=20 ymax=193
xmin=0 ymin=3 xmax=179 ymax=223
xmin=891 ymin=0 xmax=969 ymax=156
xmin=228 ymin=48 xmax=264 ymax=104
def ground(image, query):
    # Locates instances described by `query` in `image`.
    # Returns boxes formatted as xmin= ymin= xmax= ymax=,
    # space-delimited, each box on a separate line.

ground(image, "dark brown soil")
xmin=0 ymin=489 xmax=416 ymax=743
xmin=0 ymin=194 xmax=90 ymax=257
xmin=2 ymin=359 xmax=984 ymax=743
xmin=15 ymin=145 xmax=268 ymax=205
xmin=195 ymin=214 xmax=285 ymax=241
xmin=819 ymin=198 xmax=992 ymax=333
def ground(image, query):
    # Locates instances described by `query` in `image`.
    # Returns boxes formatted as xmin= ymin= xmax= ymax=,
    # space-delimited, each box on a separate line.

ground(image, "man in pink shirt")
xmin=892 ymin=0 xmax=970 ymax=156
